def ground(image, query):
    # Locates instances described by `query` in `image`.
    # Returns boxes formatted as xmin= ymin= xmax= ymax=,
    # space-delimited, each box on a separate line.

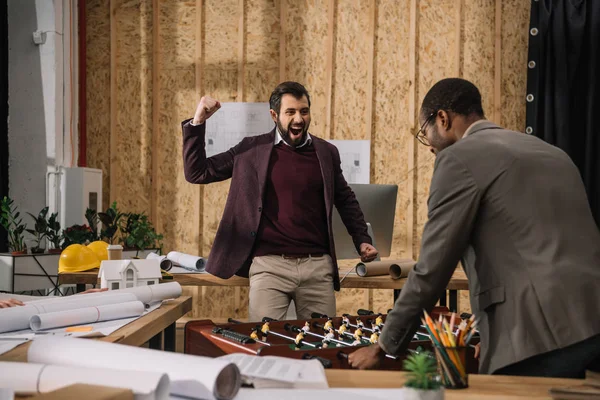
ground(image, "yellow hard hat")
xmin=87 ymin=240 xmax=109 ymax=261
xmin=59 ymin=244 xmax=100 ymax=273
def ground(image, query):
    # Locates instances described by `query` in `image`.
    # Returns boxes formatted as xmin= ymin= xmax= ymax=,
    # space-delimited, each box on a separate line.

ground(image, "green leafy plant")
xmin=85 ymin=208 xmax=100 ymax=241
xmin=26 ymin=206 xmax=49 ymax=253
xmin=120 ymin=213 xmax=163 ymax=256
xmin=98 ymin=202 xmax=123 ymax=244
xmin=0 ymin=196 xmax=28 ymax=253
xmin=403 ymin=351 xmax=442 ymax=390
xmin=62 ymin=224 xmax=95 ymax=248
xmin=46 ymin=212 xmax=62 ymax=251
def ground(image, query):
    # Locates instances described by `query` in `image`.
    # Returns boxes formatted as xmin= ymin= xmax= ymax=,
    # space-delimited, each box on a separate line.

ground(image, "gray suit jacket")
xmin=379 ymin=121 xmax=600 ymax=374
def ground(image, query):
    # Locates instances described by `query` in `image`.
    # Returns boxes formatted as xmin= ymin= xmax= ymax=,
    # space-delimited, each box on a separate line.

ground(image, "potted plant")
xmin=46 ymin=211 xmax=62 ymax=253
xmin=402 ymin=351 xmax=444 ymax=400
xmin=85 ymin=208 xmax=100 ymax=241
xmin=0 ymin=196 xmax=28 ymax=255
xmin=62 ymin=224 xmax=95 ymax=248
xmin=98 ymin=201 xmax=123 ymax=244
xmin=120 ymin=212 xmax=163 ymax=257
xmin=26 ymin=206 xmax=49 ymax=254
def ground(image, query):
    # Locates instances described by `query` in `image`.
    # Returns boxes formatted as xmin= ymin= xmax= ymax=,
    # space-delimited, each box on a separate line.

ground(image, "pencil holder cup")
xmin=433 ymin=345 xmax=469 ymax=389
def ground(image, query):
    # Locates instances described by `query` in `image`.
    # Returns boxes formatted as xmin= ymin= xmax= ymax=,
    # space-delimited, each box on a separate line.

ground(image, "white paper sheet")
xmin=0 ymin=293 xmax=138 ymax=333
xmin=218 ymin=354 xmax=305 ymax=384
xmin=168 ymin=266 xmax=204 ymax=274
xmin=30 ymin=300 xmax=145 ymax=331
xmin=0 ymin=361 xmax=170 ymax=400
xmin=146 ymin=252 xmax=173 ymax=271
xmin=28 ymin=336 xmax=241 ymax=400
xmin=326 ymin=140 xmax=371 ymax=184
xmin=204 ymin=102 xmax=274 ymax=157
xmin=166 ymin=252 xmax=206 ymax=272
xmin=0 ymin=338 xmax=29 ymax=356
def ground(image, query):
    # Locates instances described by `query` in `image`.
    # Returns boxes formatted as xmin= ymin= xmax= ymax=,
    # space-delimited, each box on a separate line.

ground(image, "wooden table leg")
xmin=164 ymin=322 xmax=176 ymax=352
xmin=149 ymin=331 xmax=163 ymax=350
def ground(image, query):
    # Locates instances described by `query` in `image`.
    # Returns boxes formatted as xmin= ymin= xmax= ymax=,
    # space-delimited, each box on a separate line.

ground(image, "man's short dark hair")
xmin=420 ymin=78 xmax=485 ymax=120
xmin=269 ymin=81 xmax=311 ymax=114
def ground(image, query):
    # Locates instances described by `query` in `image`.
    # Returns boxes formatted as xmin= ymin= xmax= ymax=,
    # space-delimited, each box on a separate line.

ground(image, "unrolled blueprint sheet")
xmin=205 ymin=103 xmax=274 ymax=157
xmin=326 ymin=140 xmax=371 ymax=184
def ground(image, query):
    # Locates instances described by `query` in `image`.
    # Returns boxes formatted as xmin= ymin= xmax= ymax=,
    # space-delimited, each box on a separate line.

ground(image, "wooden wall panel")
xmin=462 ymin=0 xmax=495 ymax=120
xmin=414 ymin=0 xmax=456 ymax=256
xmin=86 ymin=0 xmax=111 ymax=212
xmin=88 ymin=0 xmax=532 ymax=319
xmin=371 ymin=0 xmax=412 ymax=314
xmin=283 ymin=0 xmax=330 ymax=139
xmin=157 ymin=0 xmax=198 ymax=255
xmin=501 ymin=0 xmax=530 ymax=132
xmin=112 ymin=0 xmax=153 ymax=215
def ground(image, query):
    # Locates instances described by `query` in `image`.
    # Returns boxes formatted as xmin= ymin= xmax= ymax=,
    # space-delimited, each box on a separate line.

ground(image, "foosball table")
xmin=184 ymin=307 xmax=480 ymax=373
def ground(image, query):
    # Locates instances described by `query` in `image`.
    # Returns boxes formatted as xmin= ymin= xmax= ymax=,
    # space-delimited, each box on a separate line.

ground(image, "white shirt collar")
xmin=275 ymin=127 xmax=312 ymax=148
xmin=462 ymin=119 xmax=488 ymax=139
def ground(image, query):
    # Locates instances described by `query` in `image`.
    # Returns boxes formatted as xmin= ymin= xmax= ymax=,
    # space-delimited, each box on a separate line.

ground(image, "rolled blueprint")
xmin=0 ymin=292 xmax=137 ymax=334
xmin=355 ymin=259 xmax=416 ymax=279
xmin=0 ymin=361 xmax=170 ymax=400
xmin=114 ymin=281 xmax=182 ymax=305
xmin=30 ymin=301 xmax=145 ymax=331
xmin=146 ymin=252 xmax=173 ymax=271
xmin=166 ymin=251 xmax=206 ymax=272
xmin=28 ymin=336 xmax=241 ymax=400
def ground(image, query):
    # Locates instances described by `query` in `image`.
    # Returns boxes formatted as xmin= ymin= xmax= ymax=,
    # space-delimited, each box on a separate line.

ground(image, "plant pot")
xmin=48 ymin=248 xmax=62 ymax=254
xmin=10 ymin=250 xmax=26 ymax=256
xmin=402 ymin=387 xmax=444 ymax=400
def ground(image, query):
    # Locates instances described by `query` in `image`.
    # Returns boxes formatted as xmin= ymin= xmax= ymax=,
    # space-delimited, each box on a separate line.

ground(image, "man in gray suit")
xmin=349 ymin=78 xmax=600 ymax=378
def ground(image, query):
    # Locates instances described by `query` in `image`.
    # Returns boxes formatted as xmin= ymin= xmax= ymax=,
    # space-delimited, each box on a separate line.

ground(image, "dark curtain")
xmin=0 ymin=0 xmax=8 ymax=252
xmin=526 ymin=0 xmax=600 ymax=227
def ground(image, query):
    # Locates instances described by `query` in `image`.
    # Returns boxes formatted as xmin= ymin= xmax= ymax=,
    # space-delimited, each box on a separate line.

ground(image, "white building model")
xmin=99 ymin=259 xmax=161 ymax=290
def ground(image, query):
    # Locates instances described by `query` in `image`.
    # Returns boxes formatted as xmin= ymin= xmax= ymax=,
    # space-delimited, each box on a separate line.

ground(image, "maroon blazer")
xmin=181 ymin=119 xmax=372 ymax=291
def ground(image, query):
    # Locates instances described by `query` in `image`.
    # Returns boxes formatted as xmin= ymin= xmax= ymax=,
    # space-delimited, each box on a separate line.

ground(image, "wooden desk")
xmin=0 ymin=295 xmax=192 ymax=363
xmin=325 ymin=370 xmax=579 ymax=399
xmin=59 ymin=269 xmax=469 ymax=311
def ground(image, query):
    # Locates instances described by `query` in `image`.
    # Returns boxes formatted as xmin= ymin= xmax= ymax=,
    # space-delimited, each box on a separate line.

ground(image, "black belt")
xmin=281 ymin=253 xmax=325 ymax=259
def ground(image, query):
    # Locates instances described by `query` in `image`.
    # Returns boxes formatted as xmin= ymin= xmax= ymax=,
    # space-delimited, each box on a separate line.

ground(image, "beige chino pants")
xmin=248 ymin=254 xmax=336 ymax=321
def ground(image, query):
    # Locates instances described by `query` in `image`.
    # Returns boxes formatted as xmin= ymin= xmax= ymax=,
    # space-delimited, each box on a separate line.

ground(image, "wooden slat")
xmin=454 ymin=0 xmax=462 ymax=77
xmin=109 ymin=0 xmax=117 ymax=204
xmin=151 ymin=0 xmax=160 ymax=229
xmin=493 ymin=0 xmax=502 ymax=124
xmin=406 ymin=0 xmax=417 ymax=258
xmin=324 ymin=0 xmax=335 ymax=139
xmin=195 ymin=0 xmax=204 ymax=256
xmin=279 ymin=0 xmax=286 ymax=81
xmin=237 ymin=0 xmax=245 ymax=101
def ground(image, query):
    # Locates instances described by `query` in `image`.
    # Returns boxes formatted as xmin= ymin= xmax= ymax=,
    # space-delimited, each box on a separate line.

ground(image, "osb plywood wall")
xmin=86 ymin=0 xmax=531 ymax=319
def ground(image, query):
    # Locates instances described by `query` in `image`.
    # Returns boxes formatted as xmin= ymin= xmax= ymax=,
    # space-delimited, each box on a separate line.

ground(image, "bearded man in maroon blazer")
xmin=182 ymin=81 xmax=378 ymax=321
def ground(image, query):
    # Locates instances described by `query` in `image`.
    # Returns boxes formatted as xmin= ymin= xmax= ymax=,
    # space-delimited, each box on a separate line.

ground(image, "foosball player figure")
xmin=323 ymin=317 xmax=333 ymax=331
xmin=322 ymin=328 xmax=336 ymax=348
xmin=250 ymin=327 xmax=259 ymax=341
xmin=369 ymin=327 xmax=380 ymax=344
xmin=302 ymin=321 xmax=310 ymax=333
xmin=261 ymin=321 xmax=270 ymax=342
xmin=375 ymin=313 xmax=384 ymax=328
xmin=337 ymin=323 xmax=348 ymax=336
xmin=356 ymin=317 xmax=364 ymax=329
xmin=294 ymin=331 xmax=305 ymax=349
xmin=354 ymin=327 xmax=363 ymax=342
xmin=342 ymin=315 xmax=350 ymax=327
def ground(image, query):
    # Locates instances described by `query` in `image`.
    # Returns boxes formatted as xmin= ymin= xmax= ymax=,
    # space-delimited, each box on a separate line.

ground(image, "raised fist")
xmin=193 ymin=96 xmax=221 ymax=125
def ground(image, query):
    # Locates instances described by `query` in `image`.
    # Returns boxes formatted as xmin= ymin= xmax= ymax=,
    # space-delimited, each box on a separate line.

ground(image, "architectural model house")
xmin=99 ymin=259 xmax=161 ymax=290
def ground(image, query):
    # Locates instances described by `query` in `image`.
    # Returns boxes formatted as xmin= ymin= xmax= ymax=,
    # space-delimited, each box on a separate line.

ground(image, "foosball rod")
xmin=285 ymin=324 xmax=351 ymax=348
xmin=262 ymin=329 xmax=320 ymax=348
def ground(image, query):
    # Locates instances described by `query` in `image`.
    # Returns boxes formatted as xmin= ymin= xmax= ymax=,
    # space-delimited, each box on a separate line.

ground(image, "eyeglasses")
xmin=415 ymin=112 xmax=436 ymax=146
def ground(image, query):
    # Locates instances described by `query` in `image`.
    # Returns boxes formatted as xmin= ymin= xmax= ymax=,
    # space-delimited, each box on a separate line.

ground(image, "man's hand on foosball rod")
xmin=359 ymin=243 xmax=378 ymax=263
xmin=348 ymin=343 xmax=386 ymax=370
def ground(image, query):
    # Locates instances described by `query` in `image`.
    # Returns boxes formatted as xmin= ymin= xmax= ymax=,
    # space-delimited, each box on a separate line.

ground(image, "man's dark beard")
xmin=277 ymin=118 xmax=307 ymax=148
xmin=429 ymin=123 xmax=454 ymax=154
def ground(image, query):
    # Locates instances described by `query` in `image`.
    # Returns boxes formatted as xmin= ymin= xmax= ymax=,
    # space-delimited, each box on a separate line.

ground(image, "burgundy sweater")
xmin=253 ymin=143 xmax=329 ymax=256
